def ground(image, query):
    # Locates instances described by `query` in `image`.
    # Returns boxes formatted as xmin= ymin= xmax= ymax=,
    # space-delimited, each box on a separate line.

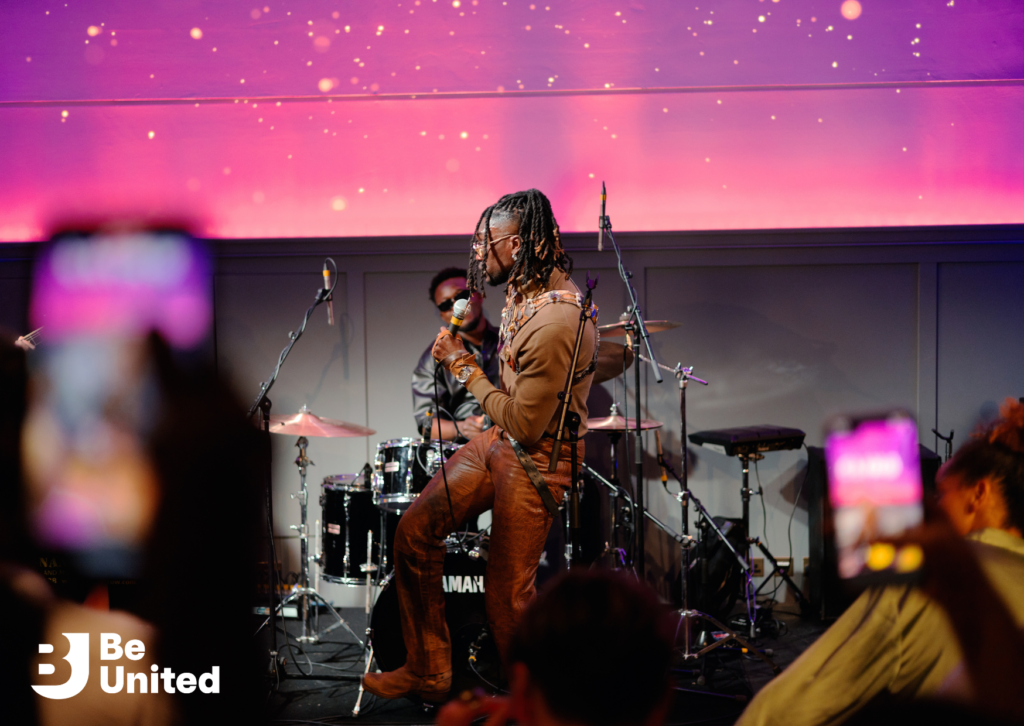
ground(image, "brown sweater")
xmin=466 ymin=269 xmax=597 ymax=447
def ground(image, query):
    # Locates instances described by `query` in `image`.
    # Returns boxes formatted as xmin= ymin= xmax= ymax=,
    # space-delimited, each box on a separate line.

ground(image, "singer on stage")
xmin=363 ymin=189 xmax=599 ymax=702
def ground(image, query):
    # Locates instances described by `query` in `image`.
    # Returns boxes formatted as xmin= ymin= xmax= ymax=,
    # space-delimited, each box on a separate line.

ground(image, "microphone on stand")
xmin=447 ymin=298 xmax=471 ymax=336
xmin=597 ymin=181 xmax=607 ymax=252
xmin=322 ymin=262 xmax=334 ymax=326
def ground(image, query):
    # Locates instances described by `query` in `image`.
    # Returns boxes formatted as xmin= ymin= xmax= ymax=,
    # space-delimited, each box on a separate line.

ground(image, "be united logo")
xmin=33 ymin=633 xmax=220 ymax=700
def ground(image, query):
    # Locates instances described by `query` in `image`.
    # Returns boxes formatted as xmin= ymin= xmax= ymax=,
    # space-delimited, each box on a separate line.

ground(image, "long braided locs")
xmin=466 ymin=188 xmax=573 ymax=295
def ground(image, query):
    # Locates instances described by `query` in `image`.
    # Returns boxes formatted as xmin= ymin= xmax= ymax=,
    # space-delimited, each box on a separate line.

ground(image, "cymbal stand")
xmin=600 ymin=184 xmax=664 ymax=580
xmin=658 ymin=457 xmax=779 ymax=678
xmin=255 ymin=437 xmax=364 ymax=649
xmin=598 ymin=401 xmax=630 ymax=565
xmin=246 ymin=260 xmax=337 ymax=682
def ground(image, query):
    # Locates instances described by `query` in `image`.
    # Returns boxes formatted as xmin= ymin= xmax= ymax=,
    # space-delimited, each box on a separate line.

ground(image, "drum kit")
xmin=254 ymin=403 xmax=502 ymax=712
xmin=252 ymin=311 xmax=782 ymax=703
xmin=251 ymin=315 xmax=696 ymax=688
xmin=249 ymin=247 xmax=791 ymax=701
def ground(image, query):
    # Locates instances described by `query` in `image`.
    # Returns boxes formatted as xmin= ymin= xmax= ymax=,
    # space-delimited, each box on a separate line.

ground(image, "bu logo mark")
xmin=33 ymin=633 xmax=90 ymax=700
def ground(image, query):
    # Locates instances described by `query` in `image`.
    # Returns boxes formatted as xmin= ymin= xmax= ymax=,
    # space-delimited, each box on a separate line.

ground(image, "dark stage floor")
xmin=262 ymin=606 xmax=829 ymax=726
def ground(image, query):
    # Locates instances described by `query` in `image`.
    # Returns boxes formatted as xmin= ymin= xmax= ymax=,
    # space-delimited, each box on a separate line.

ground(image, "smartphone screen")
xmin=824 ymin=411 xmax=924 ymax=585
xmin=22 ymin=231 xmax=211 ymax=575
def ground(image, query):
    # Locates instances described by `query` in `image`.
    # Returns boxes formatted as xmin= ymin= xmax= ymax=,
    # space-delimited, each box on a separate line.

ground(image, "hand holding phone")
xmin=825 ymin=410 xmax=925 ymax=585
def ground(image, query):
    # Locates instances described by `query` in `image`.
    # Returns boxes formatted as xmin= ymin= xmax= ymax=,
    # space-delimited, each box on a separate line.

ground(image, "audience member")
xmin=437 ymin=569 xmax=675 ymax=726
xmin=736 ymin=398 xmax=1024 ymax=726
xmin=1 ymin=334 xmax=173 ymax=725
xmin=2 ymin=329 xmax=265 ymax=726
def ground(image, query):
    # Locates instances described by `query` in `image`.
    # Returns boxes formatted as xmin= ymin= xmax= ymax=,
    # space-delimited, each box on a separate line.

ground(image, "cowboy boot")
xmin=362 ymin=665 xmax=452 ymax=703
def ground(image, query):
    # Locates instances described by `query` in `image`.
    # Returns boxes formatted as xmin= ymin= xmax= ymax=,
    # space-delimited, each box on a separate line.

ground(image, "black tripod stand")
xmin=245 ymin=259 xmax=339 ymax=683
xmin=735 ymin=453 xmax=811 ymax=635
xmin=658 ymin=456 xmax=780 ymax=679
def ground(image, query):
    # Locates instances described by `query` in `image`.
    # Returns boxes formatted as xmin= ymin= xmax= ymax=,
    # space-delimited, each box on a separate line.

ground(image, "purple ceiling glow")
xmin=1 ymin=0 xmax=1023 ymax=240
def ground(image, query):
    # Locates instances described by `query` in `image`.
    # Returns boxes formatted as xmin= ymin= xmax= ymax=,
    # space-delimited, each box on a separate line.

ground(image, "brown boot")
xmin=362 ymin=665 xmax=452 ymax=703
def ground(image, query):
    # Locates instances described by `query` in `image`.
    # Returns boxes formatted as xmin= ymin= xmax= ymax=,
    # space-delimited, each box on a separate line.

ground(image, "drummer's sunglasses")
xmin=437 ymin=289 xmax=471 ymax=312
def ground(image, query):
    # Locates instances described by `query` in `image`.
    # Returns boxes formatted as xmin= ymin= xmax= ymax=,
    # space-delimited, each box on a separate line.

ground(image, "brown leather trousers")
xmin=393 ymin=425 xmax=583 ymax=677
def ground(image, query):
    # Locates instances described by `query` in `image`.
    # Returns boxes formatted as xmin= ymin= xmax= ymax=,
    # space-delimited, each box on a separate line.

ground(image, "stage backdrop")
xmin=2 ymin=1 xmax=1024 ymax=240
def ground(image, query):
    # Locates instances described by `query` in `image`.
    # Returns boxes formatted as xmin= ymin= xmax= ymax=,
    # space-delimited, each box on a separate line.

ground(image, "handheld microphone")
xmin=322 ymin=262 xmax=334 ymax=326
xmin=597 ymin=181 xmax=607 ymax=251
xmin=447 ymin=298 xmax=470 ymax=336
xmin=655 ymin=430 xmax=668 ymax=487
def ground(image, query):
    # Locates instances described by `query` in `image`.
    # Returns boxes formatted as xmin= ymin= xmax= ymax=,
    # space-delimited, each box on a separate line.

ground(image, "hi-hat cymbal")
xmin=598 ymin=320 xmax=681 ymax=338
xmin=269 ymin=408 xmax=376 ymax=438
xmin=586 ymin=414 xmax=663 ymax=432
xmin=593 ymin=340 xmax=635 ymax=385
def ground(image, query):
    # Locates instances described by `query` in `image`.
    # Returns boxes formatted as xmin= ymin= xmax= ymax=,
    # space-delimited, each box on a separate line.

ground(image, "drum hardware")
xmin=657 ymin=456 xmax=781 ymax=680
xmin=351 ymin=640 xmax=376 ymax=717
xmin=243 ymin=263 xmax=355 ymax=685
xmin=255 ymin=436 xmax=364 ymax=649
xmin=598 ymin=319 xmax=682 ymax=338
xmin=582 ymin=404 xmax=637 ymax=567
xmin=313 ymin=519 xmax=321 ymax=585
xmin=580 ymin=463 xmax=687 ymax=551
xmin=361 ymin=530 xmax=377 ymax=613
xmin=373 ymin=438 xmax=462 ymax=513
xmin=596 ymin=184 xmax=668 ymax=578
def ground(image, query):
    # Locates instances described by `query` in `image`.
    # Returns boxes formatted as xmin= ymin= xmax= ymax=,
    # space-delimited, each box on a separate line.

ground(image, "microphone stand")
xmin=549 ymin=274 xmax=597 ymax=568
xmin=600 ymin=187 xmax=663 ymax=580
xmin=246 ymin=263 xmax=338 ymax=687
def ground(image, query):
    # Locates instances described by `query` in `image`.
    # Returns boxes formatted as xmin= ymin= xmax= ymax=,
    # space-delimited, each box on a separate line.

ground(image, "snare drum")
xmin=372 ymin=438 xmax=462 ymax=513
xmin=320 ymin=475 xmax=382 ymax=585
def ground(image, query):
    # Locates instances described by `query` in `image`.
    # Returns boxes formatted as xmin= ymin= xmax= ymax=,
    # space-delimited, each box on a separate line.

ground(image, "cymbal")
xmin=593 ymin=340 xmax=635 ymax=385
xmin=587 ymin=414 xmax=663 ymax=432
xmin=598 ymin=320 xmax=681 ymax=338
xmin=268 ymin=408 xmax=376 ymax=438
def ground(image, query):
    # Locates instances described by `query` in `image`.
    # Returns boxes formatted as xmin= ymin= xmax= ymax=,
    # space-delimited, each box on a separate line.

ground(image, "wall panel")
xmin=937 ymin=262 xmax=1024 ymax=445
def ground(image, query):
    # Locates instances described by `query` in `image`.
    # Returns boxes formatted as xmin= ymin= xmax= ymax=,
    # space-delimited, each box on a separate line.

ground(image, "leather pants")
xmin=393 ymin=426 xmax=583 ymax=677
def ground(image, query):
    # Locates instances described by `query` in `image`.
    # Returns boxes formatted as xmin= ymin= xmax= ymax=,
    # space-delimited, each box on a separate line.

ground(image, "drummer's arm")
xmin=426 ymin=417 xmax=461 ymax=441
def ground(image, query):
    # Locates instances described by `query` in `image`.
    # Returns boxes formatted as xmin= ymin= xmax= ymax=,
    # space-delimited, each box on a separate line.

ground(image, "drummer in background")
xmin=412 ymin=267 xmax=500 ymax=442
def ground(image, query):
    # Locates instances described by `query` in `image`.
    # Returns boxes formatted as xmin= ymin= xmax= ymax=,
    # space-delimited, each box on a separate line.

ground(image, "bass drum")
xmin=370 ymin=538 xmax=502 ymax=691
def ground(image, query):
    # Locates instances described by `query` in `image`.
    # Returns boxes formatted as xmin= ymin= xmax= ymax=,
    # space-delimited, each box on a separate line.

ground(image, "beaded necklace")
xmin=497 ymin=283 xmax=599 ymax=375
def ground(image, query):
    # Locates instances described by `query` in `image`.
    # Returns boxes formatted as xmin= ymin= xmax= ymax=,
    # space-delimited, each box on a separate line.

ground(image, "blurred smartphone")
xmin=824 ymin=410 xmax=924 ymax=586
xmin=23 ymin=230 xmax=211 ymax=574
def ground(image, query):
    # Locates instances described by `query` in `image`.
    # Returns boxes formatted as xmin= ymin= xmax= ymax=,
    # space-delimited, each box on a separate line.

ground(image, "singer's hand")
xmin=14 ymin=336 xmax=35 ymax=351
xmin=432 ymin=327 xmax=468 ymax=366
